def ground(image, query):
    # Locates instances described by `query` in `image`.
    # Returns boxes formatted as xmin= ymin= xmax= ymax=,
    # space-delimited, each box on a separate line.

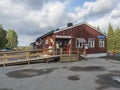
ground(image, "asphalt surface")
xmin=0 ymin=57 xmax=120 ymax=90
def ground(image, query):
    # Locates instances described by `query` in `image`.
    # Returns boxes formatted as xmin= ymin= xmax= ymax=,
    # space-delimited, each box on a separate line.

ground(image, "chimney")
xmin=56 ymin=28 xmax=59 ymax=31
xmin=67 ymin=23 xmax=73 ymax=27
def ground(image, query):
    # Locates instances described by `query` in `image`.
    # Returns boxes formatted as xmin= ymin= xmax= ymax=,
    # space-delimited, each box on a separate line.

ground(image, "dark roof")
xmin=36 ymin=30 xmax=54 ymax=41
xmin=30 ymin=42 xmax=36 ymax=46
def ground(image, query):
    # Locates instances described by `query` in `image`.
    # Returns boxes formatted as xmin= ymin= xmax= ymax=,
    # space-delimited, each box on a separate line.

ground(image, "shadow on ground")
xmin=69 ymin=66 xmax=106 ymax=72
xmin=6 ymin=68 xmax=58 ymax=79
xmin=68 ymin=75 xmax=80 ymax=81
xmin=95 ymin=73 xmax=120 ymax=90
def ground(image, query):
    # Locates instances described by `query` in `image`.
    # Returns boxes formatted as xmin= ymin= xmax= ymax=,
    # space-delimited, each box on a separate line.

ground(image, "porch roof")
xmin=55 ymin=35 xmax=72 ymax=39
xmin=76 ymin=38 xmax=87 ymax=43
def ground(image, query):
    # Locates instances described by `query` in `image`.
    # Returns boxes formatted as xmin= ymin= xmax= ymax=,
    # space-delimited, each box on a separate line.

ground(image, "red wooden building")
xmin=34 ymin=22 xmax=107 ymax=57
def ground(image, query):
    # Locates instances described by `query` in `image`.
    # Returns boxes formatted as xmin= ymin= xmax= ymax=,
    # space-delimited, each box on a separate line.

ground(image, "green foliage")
xmin=0 ymin=25 xmax=7 ymax=49
xmin=97 ymin=26 xmax=100 ymax=31
xmin=18 ymin=46 xmax=31 ymax=51
xmin=113 ymin=28 xmax=120 ymax=49
xmin=0 ymin=24 xmax=18 ymax=50
xmin=107 ymin=23 xmax=114 ymax=51
xmin=107 ymin=23 xmax=120 ymax=52
xmin=6 ymin=29 xmax=18 ymax=49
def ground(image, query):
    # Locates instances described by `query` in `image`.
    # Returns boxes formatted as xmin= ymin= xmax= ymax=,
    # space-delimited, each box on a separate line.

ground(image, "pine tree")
xmin=97 ymin=26 xmax=100 ymax=31
xmin=114 ymin=27 xmax=120 ymax=50
xmin=107 ymin=23 xmax=114 ymax=51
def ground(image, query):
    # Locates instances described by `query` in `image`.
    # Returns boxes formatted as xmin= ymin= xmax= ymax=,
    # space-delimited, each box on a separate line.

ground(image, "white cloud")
xmin=0 ymin=0 xmax=120 ymax=46
xmin=0 ymin=0 xmax=67 ymax=46
xmin=18 ymin=35 xmax=34 ymax=46
xmin=85 ymin=0 xmax=116 ymax=14
xmin=31 ymin=1 xmax=66 ymax=29
xmin=0 ymin=0 xmax=27 ymax=18
xmin=88 ymin=0 xmax=120 ymax=32
xmin=0 ymin=0 xmax=66 ymax=29
xmin=67 ymin=0 xmax=120 ymax=32
xmin=88 ymin=15 xmax=111 ymax=32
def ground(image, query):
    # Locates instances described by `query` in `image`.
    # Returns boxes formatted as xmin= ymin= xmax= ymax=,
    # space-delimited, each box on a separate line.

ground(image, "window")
xmin=76 ymin=38 xmax=86 ymax=48
xmin=45 ymin=39 xmax=48 ymax=44
xmin=76 ymin=39 xmax=83 ymax=48
xmin=88 ymin=38 xmax=95 ymax=48
xmin=99 ymin=39 xmax=105 ymax=47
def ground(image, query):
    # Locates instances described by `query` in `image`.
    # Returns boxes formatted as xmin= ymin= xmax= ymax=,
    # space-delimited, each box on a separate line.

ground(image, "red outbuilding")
xmin=34 ymin=22 xmax=107 ymax=57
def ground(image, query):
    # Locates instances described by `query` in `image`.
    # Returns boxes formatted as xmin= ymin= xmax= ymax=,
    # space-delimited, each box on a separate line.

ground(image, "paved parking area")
xmin=0 ymin=58 xmax=120 ymax=90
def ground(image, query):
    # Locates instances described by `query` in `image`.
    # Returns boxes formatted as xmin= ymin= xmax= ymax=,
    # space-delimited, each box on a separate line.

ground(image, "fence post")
xmin=26 ymin=51 xmax=30 ymax=65
xmin=60 ymin=48 xmax=63 ymax=62
xmin=46 ymin=49 xmax=49 ymax=63
xmin=3 ymin=53 xmax=7 ymax=67
xmin=53 ymin=48 xmax=55 ymax=55
xmin=77 ymin=48 xmax=79 ymax=60
xmin=69 ymin=48 xmax=71 ymax=62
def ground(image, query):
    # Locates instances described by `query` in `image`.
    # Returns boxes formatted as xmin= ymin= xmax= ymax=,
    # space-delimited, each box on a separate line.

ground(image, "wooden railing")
xmin=0 ymin=48 xmax=81 ymax=67
xmin=0 ymin=48 xmax=56 ymax=67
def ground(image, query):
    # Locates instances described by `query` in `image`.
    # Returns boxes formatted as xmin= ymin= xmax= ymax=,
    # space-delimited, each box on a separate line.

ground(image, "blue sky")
xmin=0 ymin=0 xmax=120 ymax=46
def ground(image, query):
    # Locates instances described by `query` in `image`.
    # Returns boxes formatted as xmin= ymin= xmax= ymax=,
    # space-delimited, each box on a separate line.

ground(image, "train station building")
xmin=32 ymin=22 xmax=107 ymax=57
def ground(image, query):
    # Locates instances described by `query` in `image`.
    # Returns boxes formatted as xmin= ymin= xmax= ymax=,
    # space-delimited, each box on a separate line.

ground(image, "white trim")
xmin=82 ymin=53 xmax=107 ymax=58
xmin=56 ymin=35 xmax=72 ymax=39
xmin=36 ymin=42 xmax=39 ymax=45
xmin=99 ymin=39 xmax=105 ymax=48
xmin=76 ymin=38 xmax=87 ymax=43
xmin=54 ymin=22 xmax=86 ymax=33
xmin=76 ymin=38 xmax=86 ymax=48
xmin=88 ymin=38 xmax=95 ymax=48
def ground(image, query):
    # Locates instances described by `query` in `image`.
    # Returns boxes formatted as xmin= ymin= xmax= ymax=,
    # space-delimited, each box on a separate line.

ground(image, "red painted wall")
xmin=36 ymin=24 xmax=107 ymax=54
xmin=54 ymin=24 xmax=107 ymax=54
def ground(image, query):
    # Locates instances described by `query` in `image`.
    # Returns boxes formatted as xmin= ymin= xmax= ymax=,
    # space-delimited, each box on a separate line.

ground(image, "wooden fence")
xmin=59 ymin=48 xmax=80 ymax=62
xmin=0 ymin=48 xmax=80 ymax=67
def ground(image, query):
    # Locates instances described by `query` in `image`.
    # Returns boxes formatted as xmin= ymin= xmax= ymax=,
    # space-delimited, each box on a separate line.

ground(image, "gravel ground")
xmin=0 ymin=57 xmax=120 ymax=90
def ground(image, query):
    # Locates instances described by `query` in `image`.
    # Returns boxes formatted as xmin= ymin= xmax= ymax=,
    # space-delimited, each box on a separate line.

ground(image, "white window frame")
xmin=88 ymin=38 xmax=95 ymax=48
xmin=76 ymin=39 xmax=83 ymax=48
xmin=45 ymin=39 xmax=48 ymax=44
xmin=99 ymin=39 xmax=105 ymax=48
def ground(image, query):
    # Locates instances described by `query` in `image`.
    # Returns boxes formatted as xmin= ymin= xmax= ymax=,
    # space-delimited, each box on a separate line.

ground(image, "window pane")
xmin=99 ymin=39 xmax=105 ymax=47
xmin=76 ymin=39 xmax=83 ymax=48
xmin=88 ymin=39 xmax=95 ymax=48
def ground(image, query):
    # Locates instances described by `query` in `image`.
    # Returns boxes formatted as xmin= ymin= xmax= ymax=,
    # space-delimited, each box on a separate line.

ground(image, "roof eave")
xmin=36 ymin=30 xmax=54 ymax=41
xmin=54 ymin=22 xmax=86 ymax=33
